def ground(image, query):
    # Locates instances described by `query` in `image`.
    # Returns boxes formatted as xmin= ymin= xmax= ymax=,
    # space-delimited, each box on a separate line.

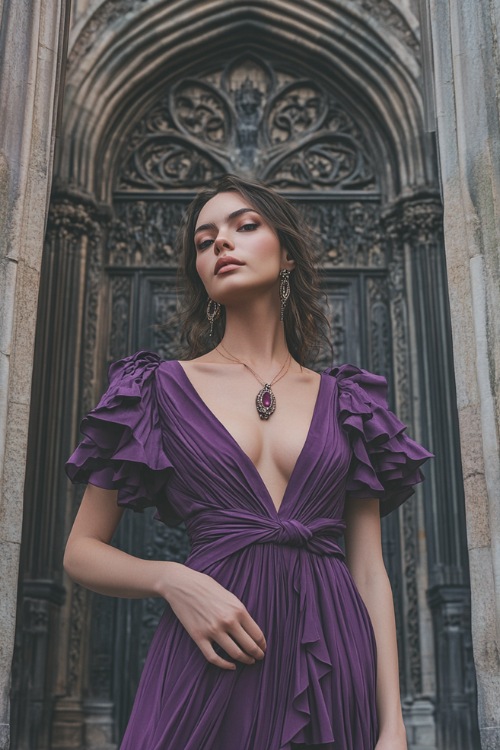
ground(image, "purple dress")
xmin=65 ymin=351 xmax=433 ymax=750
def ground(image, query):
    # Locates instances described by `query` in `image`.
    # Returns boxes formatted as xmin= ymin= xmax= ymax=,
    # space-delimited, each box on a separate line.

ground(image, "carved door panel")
xmin=97 ymin=55 xmax=402 ymax=737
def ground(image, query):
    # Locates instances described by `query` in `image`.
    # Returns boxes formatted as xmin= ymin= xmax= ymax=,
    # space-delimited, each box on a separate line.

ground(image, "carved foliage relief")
xmin=116 ymin=57 xmax=377 ymax=192
xmin=108 ymin=201 xmax=188 ymax=267
xmin=108 ymin=199 xmax=385 ymax=270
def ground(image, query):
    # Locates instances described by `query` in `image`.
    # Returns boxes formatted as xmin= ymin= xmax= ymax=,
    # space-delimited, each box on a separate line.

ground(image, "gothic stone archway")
xmin=12 ymin=4 xmax=478 ymax=749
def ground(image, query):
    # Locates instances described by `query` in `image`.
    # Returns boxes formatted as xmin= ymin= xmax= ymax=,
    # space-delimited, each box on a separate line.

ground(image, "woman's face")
xmin=193 ymin=191 xmax=294 ymax=305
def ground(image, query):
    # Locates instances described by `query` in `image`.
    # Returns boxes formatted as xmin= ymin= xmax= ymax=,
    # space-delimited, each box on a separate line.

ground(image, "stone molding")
xmin=58 ymin=0 xmax=428 ymax=203
xmin=69 ymin=0 xmax=420 ymax=67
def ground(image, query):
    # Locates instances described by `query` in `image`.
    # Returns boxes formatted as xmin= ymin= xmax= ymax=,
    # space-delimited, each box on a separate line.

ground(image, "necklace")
xmin=215 ymin=342 xmax=292 ymax=420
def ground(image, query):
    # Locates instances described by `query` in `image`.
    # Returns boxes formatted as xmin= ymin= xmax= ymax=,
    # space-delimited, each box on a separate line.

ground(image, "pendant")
xmin=256 ymin=384 xmax=276 ymax=420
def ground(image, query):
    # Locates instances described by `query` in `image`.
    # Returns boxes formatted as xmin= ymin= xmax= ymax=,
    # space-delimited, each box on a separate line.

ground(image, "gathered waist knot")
xmin=183 ymin=507 xmax=347 ymax=749
xmin=185 ymin=509 xmax=346 ymax=568
xmin=274 ymin=519 xmax=313 ymax=547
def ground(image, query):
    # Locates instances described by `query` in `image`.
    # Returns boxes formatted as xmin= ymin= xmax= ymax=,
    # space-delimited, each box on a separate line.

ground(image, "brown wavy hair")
xmin=172 ymin=174 xmax=333 ymax=367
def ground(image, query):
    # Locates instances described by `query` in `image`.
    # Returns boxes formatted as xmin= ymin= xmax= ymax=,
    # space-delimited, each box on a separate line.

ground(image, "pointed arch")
xmin=58 ymin=0 xmax=435 ymax=203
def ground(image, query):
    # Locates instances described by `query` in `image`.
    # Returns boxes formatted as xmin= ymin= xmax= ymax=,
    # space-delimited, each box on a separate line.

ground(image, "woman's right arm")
xmin=63 ymin=483 xmax=266 ymax=668
xmin=63 ymin=482 xmax=179 ymax=597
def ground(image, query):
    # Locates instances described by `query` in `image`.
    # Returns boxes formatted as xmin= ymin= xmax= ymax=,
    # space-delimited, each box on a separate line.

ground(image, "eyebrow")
xmin=194 ymin=208 xmax=260 ymax=235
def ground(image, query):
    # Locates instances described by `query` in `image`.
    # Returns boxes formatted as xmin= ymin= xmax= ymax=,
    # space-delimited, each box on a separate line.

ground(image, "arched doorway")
xmin=105 ymin=52 xmax=390 ymax=733
xmin=12 ymin=4 xmax=478 ymax=748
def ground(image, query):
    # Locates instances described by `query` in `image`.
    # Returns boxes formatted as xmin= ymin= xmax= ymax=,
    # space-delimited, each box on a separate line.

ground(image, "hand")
xmin=161 ymin=563 xmax=267 ymax=670
xmin=374 ymin=725 xmax=407 ymax=750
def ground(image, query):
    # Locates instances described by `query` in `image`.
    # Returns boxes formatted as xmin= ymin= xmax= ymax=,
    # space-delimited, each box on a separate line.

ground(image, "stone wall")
xmin=426 ymin=0 xmax=500 ymax=748
xmin=0 ymin=0 xmax=70 ymax=747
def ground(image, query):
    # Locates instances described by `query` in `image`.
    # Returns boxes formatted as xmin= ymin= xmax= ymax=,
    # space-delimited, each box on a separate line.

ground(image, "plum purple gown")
xmin=65 ymin=351 xmax=433 ymax=750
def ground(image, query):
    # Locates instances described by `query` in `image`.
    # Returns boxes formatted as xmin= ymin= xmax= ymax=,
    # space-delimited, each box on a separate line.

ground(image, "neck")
xmin=216 ymin=296 xmax=290 ymax=370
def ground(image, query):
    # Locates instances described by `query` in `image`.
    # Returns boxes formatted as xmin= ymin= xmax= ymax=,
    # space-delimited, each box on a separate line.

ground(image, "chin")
xmin=213 ymin=280 xmax=277 ymax=307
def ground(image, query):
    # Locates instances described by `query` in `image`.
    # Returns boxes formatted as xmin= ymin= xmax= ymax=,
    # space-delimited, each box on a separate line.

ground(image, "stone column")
xmin=11 ymin=192 xmax=111 ymax=749
xmin=0 ymin=1 xmax=70 ymax=748
xmin=384 ymin=201 xmax=438 ymax=750
xmin=425 ymin=2 xmax=500 ymax=748
xmin=385 ymin=194 xmax=480 ymax=749
xmin=404 ymin=195 xmax=478 ymax=750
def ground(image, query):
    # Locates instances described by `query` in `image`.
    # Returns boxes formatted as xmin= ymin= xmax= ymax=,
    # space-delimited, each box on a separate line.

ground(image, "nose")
xmin=214 ymin=234 xmax=234 ymax=255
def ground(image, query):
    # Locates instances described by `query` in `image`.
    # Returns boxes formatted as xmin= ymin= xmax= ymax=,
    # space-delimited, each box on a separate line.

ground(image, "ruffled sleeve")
xmin=330 ymin=364 xmax=434 ymax=516
xmin=65 ymin=350 xmax=180 ymax=526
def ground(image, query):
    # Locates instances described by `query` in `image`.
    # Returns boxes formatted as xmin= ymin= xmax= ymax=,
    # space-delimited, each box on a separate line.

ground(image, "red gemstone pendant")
xmin=256 ymin=384 xmax=276 ymax=420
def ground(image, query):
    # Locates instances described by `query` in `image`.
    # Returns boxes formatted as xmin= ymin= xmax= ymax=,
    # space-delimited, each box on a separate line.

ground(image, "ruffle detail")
xmin=65 ymin=350 xmax=179 ymax=525
xmin=281 ymin=552 xmax=336 ymax=747
xmin=328 ymin=364 xmax=434 ymax=516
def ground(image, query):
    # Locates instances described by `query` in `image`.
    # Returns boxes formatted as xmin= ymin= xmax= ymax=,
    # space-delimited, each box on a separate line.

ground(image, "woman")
xmin=64 ymin=174 xmax=433 ymax=749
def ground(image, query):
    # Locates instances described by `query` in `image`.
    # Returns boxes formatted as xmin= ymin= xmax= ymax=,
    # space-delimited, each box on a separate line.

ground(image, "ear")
xmin=280 ymin=246 xmax=296 ymax=271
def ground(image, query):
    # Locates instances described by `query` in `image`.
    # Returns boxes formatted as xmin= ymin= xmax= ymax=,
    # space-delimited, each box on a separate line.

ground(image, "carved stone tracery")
xmin=116 ymin=58 xmax=377 ymax=192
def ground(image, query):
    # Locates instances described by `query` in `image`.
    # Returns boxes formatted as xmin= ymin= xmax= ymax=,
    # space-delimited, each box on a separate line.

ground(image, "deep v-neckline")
xmin=172 ymin=359 xmax=325 ymax=516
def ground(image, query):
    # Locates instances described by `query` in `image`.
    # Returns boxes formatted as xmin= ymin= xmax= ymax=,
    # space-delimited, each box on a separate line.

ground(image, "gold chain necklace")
xmin=215 ymin=342 xmax=292 ymax=420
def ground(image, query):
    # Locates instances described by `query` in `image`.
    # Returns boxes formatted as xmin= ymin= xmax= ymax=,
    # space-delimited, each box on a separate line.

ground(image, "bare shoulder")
xmin=298 ymin=363 xmax=322 ymax=381
xmin=286 ymin=362 xmax=322 ymax=389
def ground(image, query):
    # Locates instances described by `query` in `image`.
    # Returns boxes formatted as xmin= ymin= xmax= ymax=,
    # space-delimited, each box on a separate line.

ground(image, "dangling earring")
xmin=206 ymin=298 xmax=221 ymax=337
xmin=279 ymin=269 xmax=291 ymax=321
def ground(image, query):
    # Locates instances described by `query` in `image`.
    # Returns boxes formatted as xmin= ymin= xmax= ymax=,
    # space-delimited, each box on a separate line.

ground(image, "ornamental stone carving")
xmin=116 ymin=57 xmax=376 ymax=191
xmin=383 ymin=195 xmax=443 ymax=246
xmin=301 ymin=201 xmax=385 ymax=268
xmin=46 ymin=196 xmax=104 ymax=239
xmin=108 ymin=199 xmax=386 ymax=270
xmin=359 ymin=0 xmax=419 ymax=51
xmin=108 ymin=201 xmax=186 ymax=267
xmin=402 ymin=199 xmax=443 ymax=244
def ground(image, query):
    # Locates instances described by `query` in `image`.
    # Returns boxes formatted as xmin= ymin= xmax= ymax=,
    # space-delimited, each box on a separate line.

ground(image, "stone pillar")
xmin=385 ymin=194 xmax=480 ymax=749
xmin=382 ymin=201 xmax=438 ymax=749
xmin=402 ymin=197 xmax=479 ymax=750
xmin=425 ymin=1 xmax=500 ymax=748
xmin=11 ymin=193 xmax=111 ymax=749
xmin=0 ymin=1 xmax=70 ymax=747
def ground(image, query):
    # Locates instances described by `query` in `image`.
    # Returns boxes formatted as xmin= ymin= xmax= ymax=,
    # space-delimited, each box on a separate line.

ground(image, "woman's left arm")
xmin=344 ymin=497 xmax=407 ymax=750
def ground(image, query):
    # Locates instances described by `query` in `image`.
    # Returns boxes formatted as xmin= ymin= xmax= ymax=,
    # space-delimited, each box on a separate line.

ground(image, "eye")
xmin=238 ymin=222 xmax=259 ymax=232
xmin=196 ymin=238 xmax=214 ymax=251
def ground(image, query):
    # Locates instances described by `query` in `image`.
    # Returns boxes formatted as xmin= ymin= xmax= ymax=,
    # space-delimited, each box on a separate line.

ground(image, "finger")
xmin=198 ymin=639 xmax=237 ymax=670
xmin=228 ymin=625 xmax=266 ymax=660
xmin=239 ymin=616 xmax=267 ymax=654
xmin=216 ymin=633 xmax=257 ymax=665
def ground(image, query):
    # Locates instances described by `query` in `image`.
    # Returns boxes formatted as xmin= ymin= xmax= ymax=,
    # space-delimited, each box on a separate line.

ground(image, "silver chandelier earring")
xmin=206 ymin=298 xmax=221 ymax=337
xmin=279 ymin=269 xmax=291 ymax=321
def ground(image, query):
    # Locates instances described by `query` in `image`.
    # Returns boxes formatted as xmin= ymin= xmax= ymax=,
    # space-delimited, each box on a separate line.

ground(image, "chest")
xmin=176 ymin=362 xmax=322 ymax=485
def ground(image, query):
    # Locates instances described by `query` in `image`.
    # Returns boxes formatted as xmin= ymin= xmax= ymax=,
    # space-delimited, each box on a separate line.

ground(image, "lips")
xmin=214 ymin=257 xmax=245 ymax=275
